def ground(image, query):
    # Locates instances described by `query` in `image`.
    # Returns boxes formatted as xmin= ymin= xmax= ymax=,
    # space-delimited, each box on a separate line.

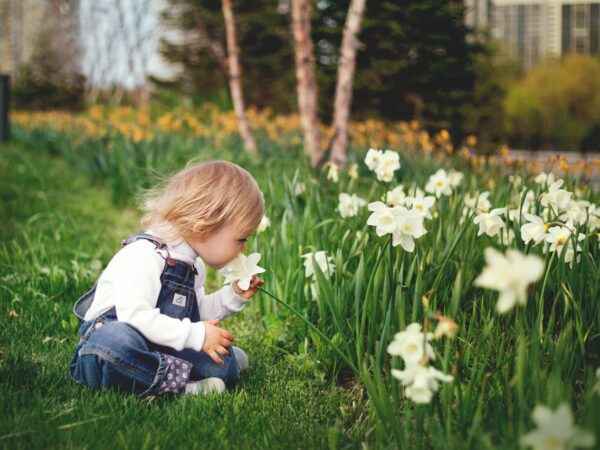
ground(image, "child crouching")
xmin=69 ymin=160 xmax=265 ymax=397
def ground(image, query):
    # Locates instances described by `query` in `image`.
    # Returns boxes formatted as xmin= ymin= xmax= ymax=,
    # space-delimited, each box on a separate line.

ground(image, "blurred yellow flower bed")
xmin=12 ymin=104 xmax=600 ymax=178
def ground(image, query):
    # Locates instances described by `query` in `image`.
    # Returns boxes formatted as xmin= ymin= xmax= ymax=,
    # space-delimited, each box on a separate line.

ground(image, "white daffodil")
xmin=465 ymin=191 xmax=492 ymax=213
xmin=561 ymin=200 xmax=591 ymax=225
xmin=367 ymin=202 xmax=427 ymax=252
xmin=374 ymin=150 xmax=401 ymax=182
xmin=392 ymin=208 xmax=428 ymax=252
xmin=545 ymin=222 xmax=585 ymax=264
xmin=521 ymin=403 xmax=595 ymax=450
xmin=257 ymin=215 xmax=271 ymax=233
xmin=301 ymin=251 xmax=335 ymax=279
xmin=385 ymin=185 xmax=406 ymax=207
xmin=534 ymin=171 xmax=556 ymax=186
xmin=474 ymin=247 xmax=545 ymax=314
xmin=387 ymin=323 xmax=435 ymax=365
xmin=220 ymin=253 xmax=266 ymax=291
xmin=473 ymin=208 xmax=507 ymax=237
xmin=425 ymin=169 xmax=453 ymax=197
xmin=365 ymin=148 xmax=383 ymax=171
xmin=448 ymin=169 xmax=464 ymax=188
xmin=541 ymin=180 xmax=572 ymax=213
xmin=521 ymin=213 xmax=548 ymax=246
xmin=326 ymin=162 xmax=339 ymax=183
xmin=338 ymin=193 xmax=367 ymax=218
xmin=587 ymin=204 xmax=600 ymax=232
xmin=405 ymin=191 xmax=435 ymax=220
xmin=391 ymin=363 xmax=454 ymax=404
xmin=367 ymin=202 xmax=404 ymax=236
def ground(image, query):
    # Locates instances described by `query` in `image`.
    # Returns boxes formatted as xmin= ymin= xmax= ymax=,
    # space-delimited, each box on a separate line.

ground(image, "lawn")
xmin=0 ymin=142 xmax=365 ymax=449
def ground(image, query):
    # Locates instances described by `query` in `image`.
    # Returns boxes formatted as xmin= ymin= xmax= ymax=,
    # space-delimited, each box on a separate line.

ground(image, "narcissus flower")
xmin=338 ymin=193 xmax=367 ymax=218
xmin=541 ymin=180 xmax=572 ymax=213
xmin=365 ymin=148 xmax=401 ymax=182
xmin=534 ymin=171 xmax=555 ymax=186
xmin=387 ymin=323 xmax=434 ymax=365
xmin=391 ymin=363 xmax=454 ymax=404
xmin=257 ymin=215 xmax=271 ymax=233
xmin=521 ymin=213 xmax=547 ymax=246
xmin=425 ymin=169 xmax=453 ymax=197
xmin=385 ymin=185 xmax=406 ymax=207
xmin=301 ymin=251 xmax=335 ymax=279
xmin=474 ymin=248 xmax=544 ymax=314
xmin=220 ymin=253 xmax=266 ymax=290
xmin=520 ymin=403 xmax=595 ymax=450
xmin=367 ymin=202 xmax=427 ymax=252
xmin=405 ymin=191 xmax=435 ymax=220
xmin=473 ymin=208 xmax=507 ymax=237
xmin=545 ymin=222 xmax=585 ymax=265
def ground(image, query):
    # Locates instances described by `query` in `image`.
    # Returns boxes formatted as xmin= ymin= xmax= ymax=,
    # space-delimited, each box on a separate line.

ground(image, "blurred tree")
xmin=291 ymin=0 xmax=323 ymax=166
xmin=222 ymin=0 xmax=257 ymax=156
xmin=158 ymin=0 xmax=483 ymax=142
xmin=313 ymin=0 xmax=478 ymax=138
xmin=156 ymin=0 xmax=296 ymax=112
xmin=505 ymin=55 xmax=600 ymax=151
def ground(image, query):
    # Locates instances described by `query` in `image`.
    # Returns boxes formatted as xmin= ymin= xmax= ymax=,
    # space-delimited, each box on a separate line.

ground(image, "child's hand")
xmin=232 ymin=275 xmax=265 ymax=300
xmin=203 ymin=319 xmax=234 ymax=365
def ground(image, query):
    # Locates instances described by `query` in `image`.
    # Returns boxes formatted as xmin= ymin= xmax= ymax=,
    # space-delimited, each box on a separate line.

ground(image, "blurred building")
xmin=0 ymin=0 xmax=80 ymax=83
xmin=0 ymin=0 xmax=47 ymax=79
xmin=466 ymin=0 xmax=600 ymax=70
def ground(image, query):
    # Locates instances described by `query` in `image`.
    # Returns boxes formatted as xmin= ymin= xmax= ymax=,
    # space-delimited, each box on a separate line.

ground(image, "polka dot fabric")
xmin=157 ymin=355 xmax=192 ymax=395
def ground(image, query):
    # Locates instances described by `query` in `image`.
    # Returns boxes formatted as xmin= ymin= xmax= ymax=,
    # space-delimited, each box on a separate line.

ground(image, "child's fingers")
xmin=210 ymin=351 xmax=224 ymax=365
xmin=217 ymin=345 xmax=230 ymax=356
xmin=221 ymin=329 xmax=234 ymax=342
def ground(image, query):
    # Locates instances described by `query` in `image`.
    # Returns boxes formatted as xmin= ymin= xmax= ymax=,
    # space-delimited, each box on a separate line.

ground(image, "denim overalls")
xmin=69 ymin=233 xmax=240 ymax=397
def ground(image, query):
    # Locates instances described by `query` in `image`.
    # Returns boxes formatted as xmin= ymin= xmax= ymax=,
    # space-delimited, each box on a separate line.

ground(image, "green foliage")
xmin=505 ymin=54 xmax=600 ymax=151
xmin=6 ymin=122 xmax=600 ymax=448
xmin=0 ymin=142 xmax=365 ymax=449
xmin=12 ymin=64 xmax=86 ymax=112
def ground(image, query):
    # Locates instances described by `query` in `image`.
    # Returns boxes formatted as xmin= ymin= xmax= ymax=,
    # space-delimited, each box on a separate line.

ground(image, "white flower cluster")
xmin=465 ymin=174 xmax=599 ymax=264
xmin=367 ymin=201 xmax=427 ymax=252
xmin=387 ymin=323 xmax=454 ymax=404
xmin=425 ymin=169 xmax=463 ymax=198
xmin=364 ymin=148 xmax=401 ymax=182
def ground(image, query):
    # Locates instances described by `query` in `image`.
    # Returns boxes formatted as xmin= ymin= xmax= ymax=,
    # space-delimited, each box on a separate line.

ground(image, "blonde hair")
xmin=141 ymin=160 xmax=264 ymax=243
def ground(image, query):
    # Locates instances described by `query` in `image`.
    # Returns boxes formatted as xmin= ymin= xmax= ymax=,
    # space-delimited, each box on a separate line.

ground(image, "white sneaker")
xmin=232 ymin=346 xmax=249 ymax=372
xmin=184 ymin=377 xmax=226 ymax=395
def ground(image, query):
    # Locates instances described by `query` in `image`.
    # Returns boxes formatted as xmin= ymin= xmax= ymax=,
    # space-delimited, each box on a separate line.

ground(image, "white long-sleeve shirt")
xmin=83 ymin=232 xmax=249 ymax=352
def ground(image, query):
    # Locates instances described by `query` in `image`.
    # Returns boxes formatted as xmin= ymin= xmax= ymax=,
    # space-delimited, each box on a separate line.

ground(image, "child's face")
xmin=187 ymin=222 xmax=250 ymax=269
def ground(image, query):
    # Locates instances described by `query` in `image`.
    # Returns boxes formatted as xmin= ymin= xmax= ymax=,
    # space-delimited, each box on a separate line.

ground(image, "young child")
xmin=69 ymin=160 xmax=265 ymax=397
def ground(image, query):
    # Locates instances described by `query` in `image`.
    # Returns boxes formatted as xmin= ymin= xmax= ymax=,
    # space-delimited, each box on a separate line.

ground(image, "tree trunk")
xmin=222 ymin=0 xmax=257 ymax=157
xmin=330 ymin=0 xmax=366 ymax=165
xmin=291 ymin=0 xmax=323 ymax=167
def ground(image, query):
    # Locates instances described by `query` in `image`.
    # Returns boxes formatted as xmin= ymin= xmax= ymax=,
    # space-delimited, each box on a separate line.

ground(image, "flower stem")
xmin=259 ymin=287 xmax=358 ymax=373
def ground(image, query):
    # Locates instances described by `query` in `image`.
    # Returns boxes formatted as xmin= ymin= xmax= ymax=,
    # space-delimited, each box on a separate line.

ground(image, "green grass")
xmin=0 ymin=142 xmax=366 ymax=450
xmin=4 ymin=119 xmax=600 ymax=449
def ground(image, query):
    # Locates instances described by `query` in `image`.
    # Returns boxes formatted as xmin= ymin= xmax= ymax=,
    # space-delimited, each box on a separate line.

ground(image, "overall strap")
xmin=122 ymin=232 xmax=167 ymax=250
xmin=122 ymin=232 xmax=197 ymax=274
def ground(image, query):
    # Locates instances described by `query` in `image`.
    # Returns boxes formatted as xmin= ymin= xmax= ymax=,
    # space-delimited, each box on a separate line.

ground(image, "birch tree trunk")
xmin=330 ymin=0 xmax=366 ymax=165
xmin=222 ymin=0 xmax=257 ymax=157
xmin=291 ymin=0 xmax=323 ymax=167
